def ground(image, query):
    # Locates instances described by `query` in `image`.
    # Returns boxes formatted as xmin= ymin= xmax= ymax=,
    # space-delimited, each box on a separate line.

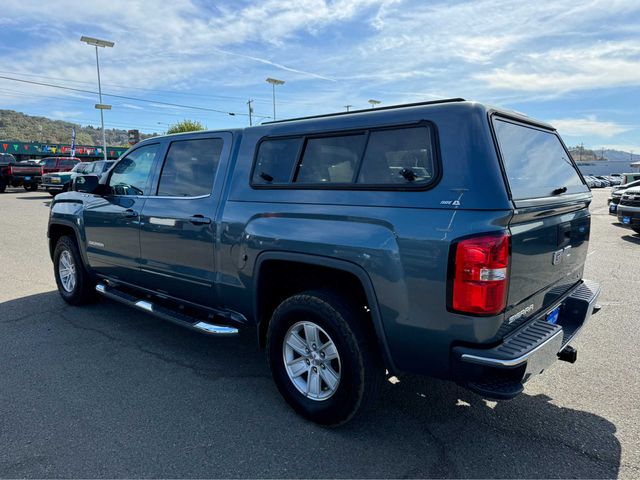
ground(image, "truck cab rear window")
xmin=493 ymin=119 xmax=588 ymax=200
xmin=252 ymin=125 xmax=437 ymax=188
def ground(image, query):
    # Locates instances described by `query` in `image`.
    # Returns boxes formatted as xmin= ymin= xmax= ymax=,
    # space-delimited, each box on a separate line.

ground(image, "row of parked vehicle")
xmin=583 ymin=174 xmax=623 ymax=188
xmin=608 ymin=176 xmax=640 ymax=234
xmin=0 ymin=153 xmax=113 ymax=195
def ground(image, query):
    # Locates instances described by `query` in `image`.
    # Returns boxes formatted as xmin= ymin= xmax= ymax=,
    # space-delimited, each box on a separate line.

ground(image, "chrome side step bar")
xmin=95 ymin=283 xmax=239 ymax=336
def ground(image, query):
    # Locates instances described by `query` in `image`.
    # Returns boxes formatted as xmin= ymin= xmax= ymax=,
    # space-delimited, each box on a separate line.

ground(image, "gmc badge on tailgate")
xmin=552 ymin=245 xmax=572 ymax=265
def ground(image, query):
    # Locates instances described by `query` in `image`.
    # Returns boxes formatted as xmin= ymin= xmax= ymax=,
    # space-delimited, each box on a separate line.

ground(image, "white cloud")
xmin=1 ymin=0 xmax=640 ymax=142
xmin=476 ymin=41 xmax=640 ymax=93
xmin=549 ymin=115 xmax=633 ymax=138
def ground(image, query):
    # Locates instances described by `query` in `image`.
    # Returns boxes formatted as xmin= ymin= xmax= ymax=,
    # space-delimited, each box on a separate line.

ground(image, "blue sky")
xmin=1 ymin=0 xmax=639 ymax=152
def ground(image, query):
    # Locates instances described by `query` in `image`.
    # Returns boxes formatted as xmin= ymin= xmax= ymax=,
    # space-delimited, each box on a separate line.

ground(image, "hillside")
xmin=569 ymin=146 xmax=635 ymax=163
xmin=0 ymin=109 xmax=157 ymax=146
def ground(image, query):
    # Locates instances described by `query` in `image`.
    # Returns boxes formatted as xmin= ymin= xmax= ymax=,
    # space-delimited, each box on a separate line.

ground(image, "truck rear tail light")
xmin=450 ymin=232 xmax=510 ymax=315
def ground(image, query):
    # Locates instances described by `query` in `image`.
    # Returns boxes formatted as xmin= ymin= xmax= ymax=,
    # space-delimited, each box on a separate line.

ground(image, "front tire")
xmin=53 ymin=236 xmax=96 ymax=305
xmin=632 ymin=226 xmax=640 ymax=235
xmin=266 ymin=290 xmax=383 ymax=426
xmin=0 ymin=179 xmax=6 ymax=193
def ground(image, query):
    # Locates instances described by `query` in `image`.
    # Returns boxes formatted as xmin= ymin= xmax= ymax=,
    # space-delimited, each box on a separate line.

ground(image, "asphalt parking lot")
xmin=0 ymin=187 xmax=637 ymax=478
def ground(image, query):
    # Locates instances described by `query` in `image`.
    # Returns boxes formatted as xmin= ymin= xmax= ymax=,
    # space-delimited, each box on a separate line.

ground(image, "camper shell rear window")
xmin=492 ymin=117 xmax=588 ymax=200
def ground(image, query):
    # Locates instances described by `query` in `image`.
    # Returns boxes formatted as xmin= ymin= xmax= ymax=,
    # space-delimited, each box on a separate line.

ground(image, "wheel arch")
xmin=48 ymin=220 xmax=86 ymax=265
xmin=253 ymin=251 xmax=398 ymax=373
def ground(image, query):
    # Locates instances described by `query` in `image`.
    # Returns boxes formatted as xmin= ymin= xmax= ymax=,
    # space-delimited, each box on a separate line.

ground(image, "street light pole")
xmin=266 ymin=77 xmax=285 ymax=120
xmin=81 ymin=36 xmax=114 ymax=161
xmin=94 ymin=45 xmax=108 ymax=161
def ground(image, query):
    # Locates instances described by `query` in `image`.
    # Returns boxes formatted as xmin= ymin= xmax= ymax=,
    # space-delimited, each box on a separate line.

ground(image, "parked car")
xmin=617 ymin=186 xmax=640 ymax=234
xmin=583 ymin=175 xmax=601 ymax=188
xmin=0 ymin=153 xmax=43 ymax=192
xmin=42 ymin=160 xmax=114 ymax=196
xmin=40 ymin=156 xmax=80 ymax=175
xmin=606 ymin=175 xmax=622 ymax=186
xmin=609 ymin=179 xmax=640 ymax=215
xmin=48 ymin=99 xmax=600 ymax=425
xmin=620 ymin=173 xmax=640 ymax=185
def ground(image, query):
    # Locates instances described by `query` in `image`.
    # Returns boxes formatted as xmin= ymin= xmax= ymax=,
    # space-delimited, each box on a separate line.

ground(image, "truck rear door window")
xmin=157 ymin=138 xmax=223 ymax=197
xmin=493 ymin=118 xmax=588 ymax=200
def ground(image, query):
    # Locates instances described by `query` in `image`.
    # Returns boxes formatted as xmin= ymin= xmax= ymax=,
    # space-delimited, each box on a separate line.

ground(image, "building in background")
xmin=0 ymin=141 xmax=127 ymax=162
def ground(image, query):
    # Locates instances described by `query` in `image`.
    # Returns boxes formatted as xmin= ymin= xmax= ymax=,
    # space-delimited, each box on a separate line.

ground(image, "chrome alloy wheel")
xmin=58 ymin=250 xmax=77 ymax=293
xmin=283 ymin=321 xmax=341 ymax=401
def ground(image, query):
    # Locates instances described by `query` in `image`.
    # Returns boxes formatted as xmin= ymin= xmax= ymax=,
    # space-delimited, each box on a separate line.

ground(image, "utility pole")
xmin=344 ymin=105 xmax=353 ymax=112
xmin=579 ymin=142 xmax=584 ymax=162
xmin=247 ymin=99 xmax=254 ymax=126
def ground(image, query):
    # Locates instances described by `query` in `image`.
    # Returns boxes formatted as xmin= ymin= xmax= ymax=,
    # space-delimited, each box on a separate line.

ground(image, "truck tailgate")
xmin=505 ymin=200 xmax=590 ymax=329
xmin=491 ymin=115 xmax=592 ymax=336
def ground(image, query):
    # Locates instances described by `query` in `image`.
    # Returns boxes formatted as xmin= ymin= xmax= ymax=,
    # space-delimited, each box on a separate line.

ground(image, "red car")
xmin=40 ymin=157 xmax=80 ymax=174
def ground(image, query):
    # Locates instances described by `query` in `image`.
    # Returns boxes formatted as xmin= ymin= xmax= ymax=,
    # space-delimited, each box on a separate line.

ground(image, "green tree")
xmin=166 ymin=120 xmax=206 ymax=134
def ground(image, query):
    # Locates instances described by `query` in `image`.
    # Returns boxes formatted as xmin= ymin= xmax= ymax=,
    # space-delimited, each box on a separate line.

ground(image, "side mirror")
xmin=73 ymin=175 xmax=100 ymax=193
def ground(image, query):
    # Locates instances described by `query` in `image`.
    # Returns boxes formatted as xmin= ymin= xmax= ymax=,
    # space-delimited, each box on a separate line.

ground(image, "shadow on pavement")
xmin=16 ymin=195 xmax=52 ymax=200
xmin=620 ymin=234 xmax=640 ymax=245
xmin=0 ymin=291 xmax=621 ymax=478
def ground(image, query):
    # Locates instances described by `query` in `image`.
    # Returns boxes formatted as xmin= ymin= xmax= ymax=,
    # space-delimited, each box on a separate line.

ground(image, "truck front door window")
xmin=109 ymin=144 xmax=158 ymax=196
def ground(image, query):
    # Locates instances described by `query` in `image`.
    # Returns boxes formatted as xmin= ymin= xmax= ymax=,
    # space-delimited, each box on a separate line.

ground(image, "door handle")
xmin=189 ymin=215 xmax=211 ymax=225
xmin=122 ymin=209 xmax=138 ymax=218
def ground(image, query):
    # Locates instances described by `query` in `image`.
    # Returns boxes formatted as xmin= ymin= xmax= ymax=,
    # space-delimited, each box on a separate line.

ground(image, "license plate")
xmin=52 ymin=178 xmax=61 ymax=184
xmin=546 ymin=306 xmax=560 ymax=325
xmin=609 ymin=204 xmax=617 ymax=213
xmin=623 ymin=216 xmax=631 ymax=225
xmin=24 ymin=176 xmax=31 ymax=181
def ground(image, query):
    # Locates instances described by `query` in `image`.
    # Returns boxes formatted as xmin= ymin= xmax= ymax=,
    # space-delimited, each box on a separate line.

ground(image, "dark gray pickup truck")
xmin=48 ymin=99 xmax=600 ymax=425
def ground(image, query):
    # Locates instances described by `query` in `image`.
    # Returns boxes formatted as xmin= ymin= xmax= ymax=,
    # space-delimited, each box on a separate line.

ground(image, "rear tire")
xmin=29 ymin=183 xmax=39 ymax=191
xmin=0 ymin=179 xmax=6 ymax=193
xmin=53 ymin=236 xmax=96 ymax=305
xmin=266 ymin=289 xmax=383 ymax=426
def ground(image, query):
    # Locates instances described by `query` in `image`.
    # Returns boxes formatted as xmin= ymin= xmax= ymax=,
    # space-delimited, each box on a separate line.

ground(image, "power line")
xmin=0 ymin=87 xmax=233 ymax=121
xmin=0 ymin=69 xmax=277 ymax=105
xmin=0 ymin=74 xmax=271 ymax=118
